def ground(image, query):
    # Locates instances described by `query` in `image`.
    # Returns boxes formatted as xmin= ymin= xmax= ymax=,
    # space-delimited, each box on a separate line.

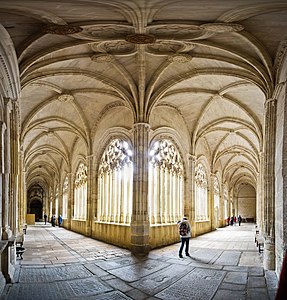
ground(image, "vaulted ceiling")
xmin=1 ymin=0 xmax=287 ymax=190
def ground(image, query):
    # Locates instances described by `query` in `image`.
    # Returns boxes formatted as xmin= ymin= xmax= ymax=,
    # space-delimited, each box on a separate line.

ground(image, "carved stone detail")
xmin=91 ymin=54 xmax=114 ymax=63
xmin=200 ymin=22 xmax=244 ymax=33
xmin=168 ymin=54 xmax=192 ymax=63
xmin=83 ymin=24 xmax=134 ymax=38
xmin=125 ymin=34 xmax=156 ymax=44
xmin=274 ymin=40 xmax=287 ymax=72
xmin=42 ymin=24 xmax=83 ymax=35
xmin=148 ymin=24 xmax=200 ymax=35
xmin=147 ymin=41 xmax=185 ymax=54
xmin=91 ymin=41 xmax=135 ymax=55
xmin=58 ymin=94 xmax=74 ymax=102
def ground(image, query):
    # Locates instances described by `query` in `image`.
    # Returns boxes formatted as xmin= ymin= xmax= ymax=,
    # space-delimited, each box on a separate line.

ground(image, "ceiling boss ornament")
xmin=200 ymin=22 xmax=244 ymax=33
xmin=57 ymin=93 xmax=74 ymax=102
xmin=125 ymin=34 xmax=156 ymax=44
xmin=42 ymin=24 xmax=83 ymax=35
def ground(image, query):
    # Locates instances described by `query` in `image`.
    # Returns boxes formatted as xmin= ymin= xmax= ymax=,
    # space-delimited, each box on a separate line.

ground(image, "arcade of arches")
xmin=0 ymin=0 xmax=287 ymax=293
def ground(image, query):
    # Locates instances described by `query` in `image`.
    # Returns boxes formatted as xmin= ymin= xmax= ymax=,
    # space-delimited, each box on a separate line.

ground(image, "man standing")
xmin=44 ymin=214 xmax=47 ymax=224
xmin=178 ymin=217 xmax=191 ymax=258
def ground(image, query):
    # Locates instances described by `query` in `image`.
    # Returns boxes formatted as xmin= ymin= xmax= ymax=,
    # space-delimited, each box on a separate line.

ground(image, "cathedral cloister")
xmin=0 ymin=0 xmax=287 ymax=295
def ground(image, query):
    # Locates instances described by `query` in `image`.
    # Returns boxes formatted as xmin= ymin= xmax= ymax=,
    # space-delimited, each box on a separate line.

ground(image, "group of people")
xmin=43 ymin=214 xmax=62 ymax=227
xmin=226 ymin=215 xmax=242 ymax=226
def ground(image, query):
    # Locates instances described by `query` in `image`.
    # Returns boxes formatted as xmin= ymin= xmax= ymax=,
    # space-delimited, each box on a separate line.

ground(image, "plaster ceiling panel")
xmin=153 ymin=0 xmax=239 ymax=22
xmin=0 ymin=11 xmax=40 ymax=48
xmin=28 ymin=98 xmax=86 ymax=131
xmin=75 ymin=93 xmax=125 ymax=126
xmin=224 ymin=85 xmax=265 ymax=124
xmin=196 ymin=95 xmax=255 ymax=131
xmin=196 ymin=131 xmax=227 ymax=155
xmin=241 ymin=10 xmax=287 ymax=58
xmin=20 ymin=84 xmax=57 ymax=123
xmin=168 ymin=74 xmax=240 ymax=92
xmin=159 ymin=92 xmax=210 ymax=132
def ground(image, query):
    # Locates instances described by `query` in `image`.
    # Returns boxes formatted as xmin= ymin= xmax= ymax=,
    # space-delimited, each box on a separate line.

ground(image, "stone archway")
xmin=237 ymin=184 xmax=256 ymax=222
xmin=29 ymin=200 xmax=43 ymax=221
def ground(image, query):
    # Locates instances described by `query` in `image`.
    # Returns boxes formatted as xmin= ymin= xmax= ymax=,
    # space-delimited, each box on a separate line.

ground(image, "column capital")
xmin=4 ymin=98 xmax=13 ymax=112
xmin=187 ymin=154 xmax=196 ymax=162
xmin=133 ymin=122 xmax=150 ymax=130
xmin=264 ymin=98 xmax=277 ymax=108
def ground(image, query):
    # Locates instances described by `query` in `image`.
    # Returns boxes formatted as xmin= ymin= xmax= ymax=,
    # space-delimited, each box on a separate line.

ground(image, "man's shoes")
xmin=179 ymin=254 xmax=183 ymax=258
xmin=186 ymin=253 xmax=190 ymax=257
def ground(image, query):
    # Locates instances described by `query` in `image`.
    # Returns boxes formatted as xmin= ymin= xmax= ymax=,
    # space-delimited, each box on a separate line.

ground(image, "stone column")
xmin=86 ymin=155 xmax=93 ymax=236
xmin=131 ymin=123 xmax=150 ymax=255
xmin=66 ymin=173 xmax=74 ymax=230
xmin=220 ymin=184 xmax=226 ymax=226
xmin=9 ymin=100 xmax=19 ymax=235
xmin=2 ymin=99 xmax=12 ymax=239
xmin=263 ymin=98 xmax=277 ymax=270
xmin=0 ymin=122 xmax=6 ymax=235
xmin=17 ymin=150 xmax=26 ymax=230
xmin=210 ymin=173 xmax=215 ymax=230
xmin=258 ymin=152 xmax=264 ymax=232
xmin=186 ymin=155 xmax=196 ymax=236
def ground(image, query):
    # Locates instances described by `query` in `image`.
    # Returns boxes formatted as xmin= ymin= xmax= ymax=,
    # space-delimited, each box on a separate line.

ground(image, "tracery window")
xmin=195 ymin=163 xmax=208 ymax=221
xmin=224 ymin=187 xmax=228 ymax=219
xmin=55 ymin=185 xmax=59 ymax=217
xmin=214 ymin=176 xmax=220 ymax=209
xmin=148 ymin=139 xmax=184 ymax=224
xmin=74 ymin=163 xmax=87 ymax=220
xmin=62 ymin=176 xmax=68 ymax=218
xmin=97 ymin=139 xmax=133 ymax=224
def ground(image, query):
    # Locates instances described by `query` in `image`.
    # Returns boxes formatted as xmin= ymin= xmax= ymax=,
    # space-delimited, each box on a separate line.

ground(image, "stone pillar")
xmin=258 ymin=152 xmax=264 ymax=232
xmin=67 ymin=173 xmax=74 ymax=230
xmin=9 ymin=100 xmax=19 ymax=235
xmin=263 ymin=98 xmax=277 ymax=270
xmin=220 ymin=184 xmax=226 ymax=226
xmin=186 ymin=155 xmax=196 ymax=236
xmin=86 ymin=155 xmax=93 ymax=236
xmin=131 ymin=123 xmax=150 ymax=255
xmin=0 ymin=122 xmax=6 ymax=235
xmin=2 ymin=99 xmax=12 ymax=239
xmin=210 ymin=173 xmax=215 ymax=230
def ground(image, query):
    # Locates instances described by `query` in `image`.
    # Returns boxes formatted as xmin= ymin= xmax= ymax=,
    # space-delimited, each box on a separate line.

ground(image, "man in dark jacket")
xmin=178 ymin=217 xmax=191 ymax=258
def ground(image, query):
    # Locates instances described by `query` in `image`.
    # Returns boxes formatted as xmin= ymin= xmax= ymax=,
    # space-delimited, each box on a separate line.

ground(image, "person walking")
xmin=238 ymin=215 xmax=242 ymax=226
xmin=178 ymin=217 xmax=191 ymax=258
xmin=58 ymin=215 xmax=62 ymax=227
xmin=44 ymin=214 xmax=47 ymax=224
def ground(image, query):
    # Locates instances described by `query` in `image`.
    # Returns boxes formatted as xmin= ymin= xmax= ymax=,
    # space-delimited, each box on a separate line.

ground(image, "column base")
xmin=263 ymin=240 xmax=275 ymax=270
xmin=2 ymin=227 xmax=12 ymax=240
xmin=130 ymin=221 xmax=150 ymax=256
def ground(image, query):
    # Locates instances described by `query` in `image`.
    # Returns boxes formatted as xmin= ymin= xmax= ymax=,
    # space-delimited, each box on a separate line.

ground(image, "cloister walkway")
xmin=1 ymin=223 xmax=278 ymax=300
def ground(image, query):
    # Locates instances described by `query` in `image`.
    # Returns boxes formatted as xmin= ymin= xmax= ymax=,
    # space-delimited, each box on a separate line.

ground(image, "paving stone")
xmin=126 ymin=288 xmax=149 ymax=300
xmin=105 ymin=278 xmax=133 ymax=292
xmin=223 ymin=265 xmax=249 ymax=272
xmin=84 ymin=263 xmax=110 ymax=277
xmin=213 ymin=251 xmax=241 ymax=266
xmin=155 ymin=268 xmax=225 ymax=300
xmin=19 ymin=265 xmax=92 ymax=283
xmin=265 ymin=270 xmax=278 ymax=290
xmin=94 ymin=291 xmax=133 ymax=300
xmin=108 ymin=260 xmax=170 ymax=282
xmin=130 ymin=264 xmax=194 ymax=295
xmin=191 ymin=248 xmax=222 ymax=264
xmin=248 ymin=266 xmax=265 ymax=277
xmin=247 ymin=276 xmax=266 ymax=288
xmin=219 ymin=282 xmax=247 ymax=291
xmin=224 ymin=271 xmax=248 ymax=285
xmin=246 ymin=287 xmax=269 ymax=300
xmin=212 ymin=289 xmax=246 ymax=300
xmin=95 ymin=256 xmax=143 ymax=271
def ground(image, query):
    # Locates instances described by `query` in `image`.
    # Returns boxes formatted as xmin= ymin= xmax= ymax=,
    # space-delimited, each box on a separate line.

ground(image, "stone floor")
xmin=1 ymin=223 xmax=278 ymax=300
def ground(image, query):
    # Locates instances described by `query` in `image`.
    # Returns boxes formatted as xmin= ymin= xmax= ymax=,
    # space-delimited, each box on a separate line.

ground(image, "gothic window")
xmin=74 ymin=163 xmax=87 ymax=220
xmin=148 ymin=139 xmax=184 ymax=224
xmin=224 ymin=187 xmax=228 ymax=219
xmin=97 ymin=139 xmax=133 ymax=224
xmin=55 ymin=185 xmax=59 ymax=218
xmin=62 ymin=176 xmax=68 ymax=218
xmin=214 ymin=176 xmax=220 ymax=209
xmin=195 ymin=163 xmax=208 ymax=221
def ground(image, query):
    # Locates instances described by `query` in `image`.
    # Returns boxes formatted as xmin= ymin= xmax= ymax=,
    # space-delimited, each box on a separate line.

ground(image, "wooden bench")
xmin=255 ymin=229 xmax=264 ymax=253
xmin=16 ymin=246 xmax=25 ymax=260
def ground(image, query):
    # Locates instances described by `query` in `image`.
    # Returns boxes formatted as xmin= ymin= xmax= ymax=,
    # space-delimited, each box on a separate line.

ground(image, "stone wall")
xmin=237 ymin=185 xmax=256 ymax=221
